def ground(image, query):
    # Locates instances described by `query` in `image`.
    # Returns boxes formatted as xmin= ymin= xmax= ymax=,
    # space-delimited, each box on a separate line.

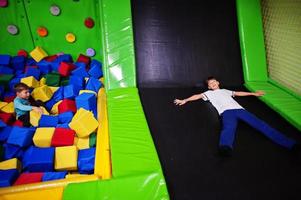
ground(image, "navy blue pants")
xmin=219 ymin=109 xmax=296 ymax=149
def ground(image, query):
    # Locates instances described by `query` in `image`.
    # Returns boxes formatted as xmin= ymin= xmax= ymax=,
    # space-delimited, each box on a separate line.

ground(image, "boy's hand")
xmin=174 ymin=99 xmax=187 ymax=106
xmin=32 ymin=106 xmax=43 ymax=114
xmin=254 ymin=91 xmax=265 ymax=97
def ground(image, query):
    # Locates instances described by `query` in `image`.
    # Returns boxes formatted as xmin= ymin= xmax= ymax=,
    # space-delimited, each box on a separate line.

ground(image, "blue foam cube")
xmin=9 ymin=77 xmax=21 ymax=91
xmin=0 ymin=169 xmax=19 ymax=187
xmin=45 ymin=99 xmax=56 ymax=111
xmin=74 ymin=62 xmax=86 ymax=69
xmin=63 ymin=84 xmax=80 ymax=99
xmin=75 ymin=93 xmax=96 ymax=111
xmin=69 ymin=75 xmax=84 ymax=88
xmin=3 ymin=143 xmax=23 ymax=160
xmin=71 ymin=66 xmax=89 ymax=78
xmin=58 ymin=111 xmax=74 ymax=124
xmin=25 ymin=67 xmax=41 ymax=80
xmin=88 ymin=60 xmax=103 ymax=79
xmin=7 ymin=127 xmax=35 ymax=147
xmin=50 ymin=61 xmax=60 ymax=72
xmin=26 ymin=58 xmax=37 ymax=66
xmin=12 ymin=56 xmax=25 ymax=71
xmin=0 ymin=120 xmax=6 ymax=128
xmin=56 ymin=54 xmax=72 ymax=63
xmin=37 ymin=60 xmax=51 ymax=74
xmin=42 ymin=171 xmax=67 ymax=182
xmin=51 ymin=86 xmax=64 ymax=102
xmin=0 ymin=126 xmax=12 ymax=142
xmin=0 ymin=55 xmax=11 ymax=66
xmin=0 ymin=66 xmax=14 ymax=74
xmin=85 ymin=77 xmax=102 ymax=93
xmin=56 ymin=123 xmax=70 ymax=128
xmin=39 ymin=115 xmax=58 ymax=127
xmin=23 ymin=146 xmax=55 ymax=172
xmin=78 ymin=148 xmax=96 ymax=174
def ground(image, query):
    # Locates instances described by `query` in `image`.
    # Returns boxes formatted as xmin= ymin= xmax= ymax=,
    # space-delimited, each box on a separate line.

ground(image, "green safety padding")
xmin=236 ymin=0 xmax=268 ymax=82
xmin=107 ymin=88 xmax=164 ymax=177
xmin=0 ymin=0 xmax=34 ymax=55
xmin=245 ymin=81 xmax=301 ymax=131
xmin=100 ymin=0 xmax=136 ymax=90
xmin=63 ymin=172 xmax=169 ymax=200
xmin=23 ymin=0 xmax=103 ymax=61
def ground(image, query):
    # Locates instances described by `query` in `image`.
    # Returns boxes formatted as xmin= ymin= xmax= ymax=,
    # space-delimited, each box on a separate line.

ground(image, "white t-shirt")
xmin=202 ymin=89 xmax=244 ymax=115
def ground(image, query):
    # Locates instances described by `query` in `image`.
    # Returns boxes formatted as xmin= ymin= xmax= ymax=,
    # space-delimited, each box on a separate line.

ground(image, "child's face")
xmin=207 ymin=79 xmax=220 ymax=90
xmin=17 ymin=89 xmax=30 ymax=99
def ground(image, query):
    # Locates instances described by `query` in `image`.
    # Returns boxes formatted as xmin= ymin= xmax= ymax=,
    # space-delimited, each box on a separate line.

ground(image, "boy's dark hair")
xmin=205 ymin=76 xmax=217 ymax=85
xmin=14 ymin=83 xmax=30 ymax=93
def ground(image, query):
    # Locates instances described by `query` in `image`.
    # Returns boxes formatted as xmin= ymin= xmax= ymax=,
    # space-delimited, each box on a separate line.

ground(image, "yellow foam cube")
xmin=100 ymin=77 xmax=104 ymax=84
xmin=69 ymin=108 xmax=99 ymax=138
xmin=30 ymin=46 xmax=48 ymax=62
xmin=40 ymin=77 xmax=46 ymax=86
xmin=49 ymin=86 xmax=59 ymax=93
xmin=73 ymin=136 xmax=78 ymax=146
xmin=21 ymin=76 xmax=39 ymax=88
xmin=76 ymin=137 xmax=90 ymax=150
xmin=30 ymin=110 xmax=42 ymax=127
xmin=0 ymin=102 xmax=8 ymax=109
xmin=31 ymin=85 xmax=53 ymax=102
xmin=41 ymin=107 xmax=49 ymax=115
xmin=33 ymin=127 xmax=55 ymax=147
xmin=79 ymin=90 xmax=97 ymax=96
xmin=0 ymin=102 xmax=14 ymax=113
xmin=55 ymin=146 xmax=78 ymax=171
xmin=0 ymin=158 xmax=21 ymax=170
xmin=51 ymin=100 xmax=62 ymax=115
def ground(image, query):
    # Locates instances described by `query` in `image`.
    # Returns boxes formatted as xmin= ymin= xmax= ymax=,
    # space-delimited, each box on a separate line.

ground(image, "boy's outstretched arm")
xmin=174 ymin=93 xmax=204 ymax=106
xmin=234 ymin=90 xmax=265 ymax=97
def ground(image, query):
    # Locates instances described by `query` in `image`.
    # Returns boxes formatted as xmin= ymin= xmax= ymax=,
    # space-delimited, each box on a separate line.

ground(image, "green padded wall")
xmin=261 ymin=0 xmax=301 ymax=96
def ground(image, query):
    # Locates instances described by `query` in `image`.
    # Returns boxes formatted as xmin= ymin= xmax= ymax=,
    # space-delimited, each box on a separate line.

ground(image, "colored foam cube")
xmin=0 ymin=126 xmax=13 ymax=142
xmin=0 ymin=119 xmax=6 ymax=128
xmin=69 ymin=75 xmax=84 ymax=88
xmin=75 ymin=93 xmax=96 ymax=111
xmin=74 ymin=62 xmax=86 ymax=68
xmin=7 ymin=127 xmax=35 ymax=147
xmin=14 ymin=172 xmax=44 ymax=185
xmin=12 ymin=120 xmax=23 ymax=127
xmin=71 ymin=66 xmax=89 ymax=77
xmin=85 ymin=77 xmax=102 ymax=93
xmin=0 ymin=101 xmax=8 ymax=109
xmin=30 ymin=46 xmax=48 ymax=62
xmin=50 ymin=61 xmax=60 ymax=72
xmin=33 ymin=127 xmax=55 ymax=147
xmin=76 ymin=137 xmax=90 ymax=150
xmin=69 ymin=108 xmax=98 ymax=138
xmin=58 ymin=111 xmax=73 ymax=123
xmin=0 ymin=158 xmax=21 ymax=170
xmin=78 ymin=148 xmax=95 ymax=174
xmin=58 ymin=99 xmax=76 ymax=113
xmin=51 ymin=86 xmax=64 ymax=102
xmin=50 ymin=100 xmax=62 ymax=115
xmin=0 ymin=66 xmax=14 ymax=74
xmin=0 ymin=113 xmax=14 ymax=124
xmin=88 ymin=60 xmax=103 ymax=79
xmin=56 ymin=123 xmax=69 ymax=128
xmin=21 ymin=76 xmax=39 ymax=88
xmin=9 ymin=77 xmax=21 ymax=91
xmin=0 ymin=55 xmax=11 ymax=66
xmin=31 ymin=85 xmax=53 ymax=102
xmin=60 ymin=77 xmax=69 ymax=86
xmin=51 ymin=128 xmax=75 ymax=147
xmin=89 ymin=132 xmax=96 ymax=147
xmin=49 ymin=86 xmax=59 ymax=93
xmin=64 ymin=84 xmax=80 ymax=99
xmin=76 ymin=54 xmax=90 ymax=65
xmin=26 ymin=58 xmax=37 ymax=66
xmin=39 ymin=77 xmax=46 ymax=86
xmin=44 ymin=55 xmax=58 ymax=62
xmin=30 ymin=110 xmax=41 ymax=127
xmin=37 ymin=60 xmax=51 ymax=74
xmin=0 ymin=102 xmax=14 ymax=113
xmin=3 ymin=143 xmax=23 ymax=160
xmin=23 ymin=146 xmax=55 ymax=172
xmin=12 ymin=56 xmax=25 ymax=71
xmin=39 ymin=115 xmax=58 ymax=127
xmin=0 ymin=74 xmax=14 ymax=89
xmin=25 ymin=67 xmax=41 ymax=80
xmin=42 ymin=171 xmax=67 ymax=182
xmin=56 ymin=54 xmax=72 ymax=63
xmin=55 ymin=146 xmax=78 ymax=170
xmin=58 ymin=62 xmax=75 ymax=77
xmin=45 ymin=72 xmax=61 ymax=86
xmin=79 ymin=89 xmax=97 ymax=96
xmin=0 ymin=169 xmax=19 ymax=187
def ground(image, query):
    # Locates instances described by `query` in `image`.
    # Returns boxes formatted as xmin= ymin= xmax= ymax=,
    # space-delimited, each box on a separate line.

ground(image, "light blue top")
xmin=13 ymin=97 xmax=32 ymax=118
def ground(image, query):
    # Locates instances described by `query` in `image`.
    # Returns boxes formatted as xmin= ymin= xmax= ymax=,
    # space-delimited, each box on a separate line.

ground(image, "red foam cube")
xmin=58 ymin=62 xmax=75 ymax=77
xmin=51 ymin=128 xmax=75 ymax=147
xmin=76 ymin=54 xmax=90 ymax=65
xmin=3 ymin=95 xmax=16 ymax=103
xmin=17 ymin=49 xmax=28 ymax=57
xmin=0 ymin=113 xmax=14 ymax=124
xmin=13 ymin=120 xmax=23 ymax=127
xmin=44 ymin=55 xmax=58 ymax=62
xmin=13 ymin=173 xmax=44 ymax=185
xmin=58 ymin=99 xmax=77 ymax=114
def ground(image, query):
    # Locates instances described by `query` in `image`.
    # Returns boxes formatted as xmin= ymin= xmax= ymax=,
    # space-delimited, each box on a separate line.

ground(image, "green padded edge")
xmin=99 ymin=0 xmax=136 ymax=90
xmin=236 ymin=0 xmax=268 ymax=82
xmin=245 ymin=81 xmax=301 ymax=131
xmin=63 ymin=172 xmax=169 ymax=200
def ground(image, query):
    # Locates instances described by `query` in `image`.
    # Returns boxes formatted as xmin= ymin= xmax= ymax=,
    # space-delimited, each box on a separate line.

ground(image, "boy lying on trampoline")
xmin=174 ymin=76 xmax=298 ymax=156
